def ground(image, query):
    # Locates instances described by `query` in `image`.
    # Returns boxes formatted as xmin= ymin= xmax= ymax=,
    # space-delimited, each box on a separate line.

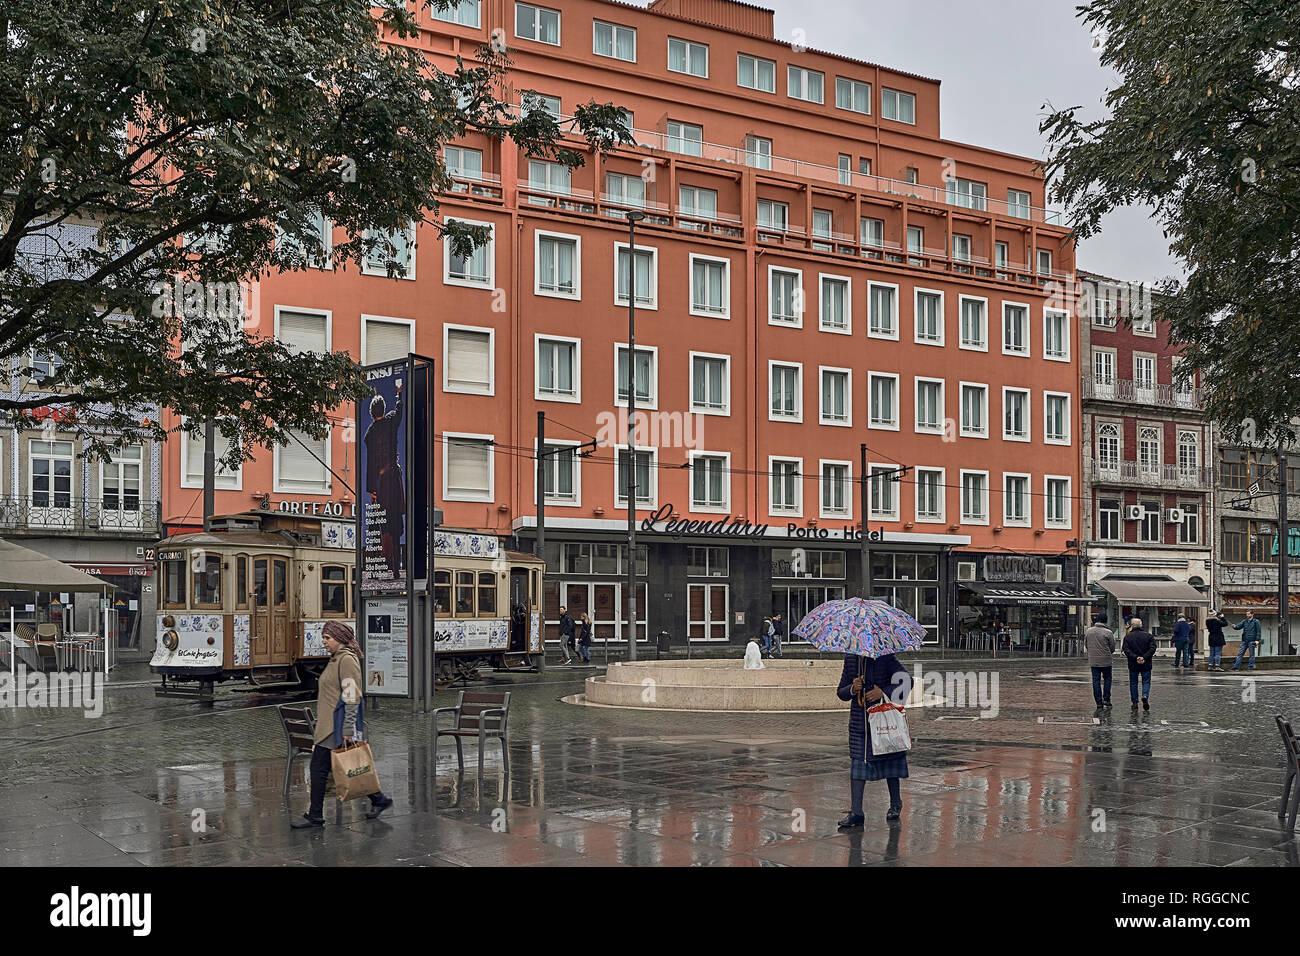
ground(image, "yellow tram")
xmin=150 ymin=511 xmax=545 ymax=697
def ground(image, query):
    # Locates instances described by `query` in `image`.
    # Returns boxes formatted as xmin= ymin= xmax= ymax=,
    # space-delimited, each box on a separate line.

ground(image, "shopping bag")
xmin=331 ymin=740 xmax=381 ymax=801
xmin=867 ymin=700 xmax=912 ymax=755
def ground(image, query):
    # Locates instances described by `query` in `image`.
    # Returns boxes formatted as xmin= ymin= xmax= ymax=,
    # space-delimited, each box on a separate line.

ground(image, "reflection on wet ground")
xmin=1 ymin=659 xmax=1298 ymax=866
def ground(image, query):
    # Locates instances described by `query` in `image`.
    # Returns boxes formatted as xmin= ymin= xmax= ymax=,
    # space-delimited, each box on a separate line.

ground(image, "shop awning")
xmin=1094 ymin=578 xmax=1210 ymax=606
xmin=961 ymin=582 xmax=1096 ymax=606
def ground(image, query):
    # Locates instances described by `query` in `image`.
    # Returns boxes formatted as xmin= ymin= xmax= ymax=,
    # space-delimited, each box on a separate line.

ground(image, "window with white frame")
xmin=812 ymin=209 xmax=833 ymax=241
xmin=1133 ymin=353 xmax=1156 ymax=393
xmin=432 ymin=0 xmax=480 ymax=27
xmin=770 ymin=363 xmax=801 ymax=420
xmin=946 ymin=178 xmax=987 ymax=211
xmin=593 ymin=19 xmax=635 ymax=60
xmin=1007 ymin=188 xmax=1031 ymax=219
xmin=363 ymin=222 xmax=415 ymax=279
xmin=1139 ymin=426 xmax=1161 ymax=474
xmin=101 ymin=445 xmax=142 ymax=522
xmin=770 ymin=458 xmax=802 ymax=514
xmin=1045 ymin=477 xmax=1070 ymax=527
xmin=515 ymin=2 xmax=559 ymax=44
xmin=444 ymin=219 xmax=492 ymax=287
xmin=915 ymin=290 xmax=942 ymax=344
xmin=1097 ymin=423 xmax=1120 ymax=470
xmin=1179 ymin=502 xmax=1200 ymax=545
xmin=691 ymin=453 xmax=729 ymax=510
xmin=869 ymin=373 xmax=898 ymax=429
xmin=820 ymin=368 xmax=850 ymax=425
xmin=836 ymin=77 xmax=871 ymax=113
xmin=1140 ymin=500 xmax=1162 ymax=543
xmin=528 ymin=157 xmax=570 ymax=195
xmin=615 ymin=447 xmax=655 ymax=506
xmin=444 ymin=146 xmax=484 ymax=180
xmin=444 ymin=326 xmax=492 ymax=394
xmin=535 ymin=232 xmax=579 ymax=297
xmin=276 ymin=206 xmax=331 ymax=268
xmin=995 ymin=241 xmax=1009 ymax=273
xmin=668 ymin=37 xmax=708 ymax=77
xmin=1036 ymin=248 xmax=1053 ymax=276
xmin=615 ymin=344 xmax=656 ymax=406
xmin=868 ymin=282 xmax=897 ymax=338
xmin=362 ymin=315 xmax=413 ymax=366
xmin=445 ymin=435 xmax=494 ymax=500
xmin=882 ymin=88 xmax=915 ymax=124
xmin=952 ymin=234 xmax=972 ymax=263
xmin=181 ymin=419 xmax=241 ymax=489
xmin=666 ymin=120 xmax=703 ymax=156
xmin=1044 ymin=308 xmax=1069 ymax=359
xmin=745 ymin=135 xmax=772 ymax=170
xmin=29 ymin=439 xmax=74 ymax=513
xmin=915 ymin=468 xmax=944 ymax=521
xmin=738 ymin=53 xmax=775 ymax=92
xmin=1045 ymin=393 xmax=1070 ymax=445
xmin=538 ymin=442 xmax=579 ymax=505
xmin=1002 ymin=303 xmax=1029 ymax=354
xmin=606 ymin=172 xmax=646 ymax=209
xmin=276 ymin=308 xmax=329 ymax=355
xmin=690 ymin=255 xmax=730 ymax=317
xmin=1003 ymin=388 xmax=1030 ymax=441
xmin=615 ymin=243 xmax=656 ymax=307
xmin=960 ymin=296 xmax=987 ymax=349
xmin=915 ymin=379 xmax=943 ymax=433
xmin=869 ymin=465 xmax=899 ymax=519
xmin=960 ymin=383 xmax=987 ymax=437
xmin=1093 ymin=348 xmax=1116 ymax=390
xmin=1097 ymin=497 xmax=1121 ymax=541
xmin=757 ymin=199 xmax=789 ymax=232
xmin=1178 ymin=430 xmax=1199 ymax=475
xmin=906 ymin=225 xmax=924 ymax=257
xmin=961 ymin=471 xmax=988 ymax=523
xmin=788 ymin=65 xmax=825 ymax=103
xmin=536 ymin=337 xmax=579 ymax=401
xmin=861 ymin=217 xmax=883 ymax=247
xmin=679 ymin=184 xmax=718 ymax=219
xmin=691 ymin=353 xmax=729 ymax=414
xmin=820 ymin=275 xmax=850 ymax=332
xmin=1003 ymin=474 xmax=1030 ymax=525
xmin=821 ymin=461 xmax=851 ymax=517
xmin=276 ymin=430 xmax=329 ymax=495
xmin=769 ymin=267 xmax=802 ymax=325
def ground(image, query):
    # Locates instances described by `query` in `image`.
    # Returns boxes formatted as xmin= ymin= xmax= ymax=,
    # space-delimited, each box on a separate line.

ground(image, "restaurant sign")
xmin=983 ymin=555 xmax=1046 ymax=583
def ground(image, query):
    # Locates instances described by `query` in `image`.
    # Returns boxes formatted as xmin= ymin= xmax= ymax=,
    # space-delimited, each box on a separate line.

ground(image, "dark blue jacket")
xmin=1173 ymin=620 xmax=1191 ymax=644
xmin=1234 ymin=617 xmax=1262 ymax=644
xmin=836 ymin=654 xmax=911 ymax=761
xmin=1122 ymin=629 xmax=1157 ymax=672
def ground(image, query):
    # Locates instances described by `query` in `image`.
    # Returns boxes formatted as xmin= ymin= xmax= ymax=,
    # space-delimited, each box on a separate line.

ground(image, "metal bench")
xmin=1277 ymin=715 xmax=1300 ymax=832
xmin=277 ymin=704 xmax=317 ymax=806
xmin=433 ymin=691 xmax=511 ymax=776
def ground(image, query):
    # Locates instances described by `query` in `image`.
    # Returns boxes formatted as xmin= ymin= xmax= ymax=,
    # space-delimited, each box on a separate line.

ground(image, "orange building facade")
xmin=162 ymin=0 xmax=1085 ymax=648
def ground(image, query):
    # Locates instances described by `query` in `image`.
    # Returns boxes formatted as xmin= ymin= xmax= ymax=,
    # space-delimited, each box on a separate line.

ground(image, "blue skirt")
xmin=851 ymin=752 xmax=909 ymax=781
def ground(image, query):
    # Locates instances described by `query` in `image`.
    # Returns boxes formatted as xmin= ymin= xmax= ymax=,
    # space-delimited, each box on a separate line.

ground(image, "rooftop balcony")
xmin=1082 ymin=377 xmax=1206 ymax=410
xmin=1088 ymin=460 xmax=1214 ymax=491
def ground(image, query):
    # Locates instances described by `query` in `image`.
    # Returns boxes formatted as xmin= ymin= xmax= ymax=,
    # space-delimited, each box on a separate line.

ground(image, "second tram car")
xmin=150 ymin=512 xmax=545 ymax=698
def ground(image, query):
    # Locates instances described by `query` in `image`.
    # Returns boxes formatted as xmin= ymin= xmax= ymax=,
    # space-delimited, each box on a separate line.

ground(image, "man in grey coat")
xmin=1086 ymin=613 xmax=1117 ymax=709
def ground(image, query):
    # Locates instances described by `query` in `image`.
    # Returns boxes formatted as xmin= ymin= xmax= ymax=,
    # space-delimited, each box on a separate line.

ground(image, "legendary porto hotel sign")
xmin=639 ymin=503 xmax=886 ymax=541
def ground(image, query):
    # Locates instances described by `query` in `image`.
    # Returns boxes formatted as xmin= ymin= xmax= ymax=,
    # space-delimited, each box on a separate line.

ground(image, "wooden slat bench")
xmin=277 ymin=704 xmax=316 ymax=806
xmin=433 ymin=691 xmax=511 ymax=776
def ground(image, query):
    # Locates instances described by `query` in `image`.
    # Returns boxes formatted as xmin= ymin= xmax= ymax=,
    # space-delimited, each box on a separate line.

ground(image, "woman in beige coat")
xmin=292 ymin=621 xmax=393 ymax=828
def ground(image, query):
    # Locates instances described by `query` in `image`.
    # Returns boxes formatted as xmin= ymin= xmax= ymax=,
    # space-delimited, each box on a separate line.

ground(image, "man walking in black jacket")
xmin=558 ymin=606 xmax=576 ymax=665
xmin=1122 ymin=616 xmax=1157 ymax=712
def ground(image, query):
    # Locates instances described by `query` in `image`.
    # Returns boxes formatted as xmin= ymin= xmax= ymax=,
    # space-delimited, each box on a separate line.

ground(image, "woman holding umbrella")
xmin=792 ymin=597 xmax=923 ymax=828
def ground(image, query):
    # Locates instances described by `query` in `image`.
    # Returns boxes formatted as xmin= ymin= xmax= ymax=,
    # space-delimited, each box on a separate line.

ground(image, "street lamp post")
xmin=625 ymin=209 xmax=645 ymax=661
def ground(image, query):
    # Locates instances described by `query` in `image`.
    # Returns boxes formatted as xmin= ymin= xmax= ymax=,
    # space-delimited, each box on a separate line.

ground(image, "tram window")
xmin=273 ymin=561 xmax=287 ymax=607
xmin=322 ymin=565 xmax=347 ymax=616
xmin=235 ymin=555 xmax=249 ymax=610
xmin=163 ymin=559 xmax=187 ymax=608
xmin=455 ymin=571 xmax=475 ymax=616
xmin=433 ymin=570 xmax=451 ymax=614
xmin=477 ymin=572 xmax=497 ymax=617
xmin=253 ymin=560 xmax=268 ymax=608
xmin=193 ymin=554 xmax=222 ymax=607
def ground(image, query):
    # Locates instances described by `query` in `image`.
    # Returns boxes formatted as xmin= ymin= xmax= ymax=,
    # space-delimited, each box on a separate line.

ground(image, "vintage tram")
xmin=150 ymin=511 xmax=545 ymax=698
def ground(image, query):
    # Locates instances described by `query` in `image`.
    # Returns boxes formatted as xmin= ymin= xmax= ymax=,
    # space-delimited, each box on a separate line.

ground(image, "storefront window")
xmin=771 ymin=549 xmax=846 ymax=578
xmin=687 ymin=546 xmax=728 ymax=577
xmin=872 ymin=552 xmax=940 ymax=643
xmin=560 ymin=543 xmax=647 ymax=576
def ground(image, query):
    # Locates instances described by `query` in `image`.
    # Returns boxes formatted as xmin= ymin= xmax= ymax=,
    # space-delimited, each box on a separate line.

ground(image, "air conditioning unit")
xmin=1165 ymin=507 xmax=1186 ymax=524
xmin=957 ymin=561 xmax=976 ymax=582
xmin=1045 ymin=564 xmax=1062 ymax=583
xmin=1126 ymin=505 xmax=1145 ymax=521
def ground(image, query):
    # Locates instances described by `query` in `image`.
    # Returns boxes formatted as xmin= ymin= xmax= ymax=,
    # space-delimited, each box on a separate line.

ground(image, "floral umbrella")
xmin=791 ymin=597 xmax=925 ymax=658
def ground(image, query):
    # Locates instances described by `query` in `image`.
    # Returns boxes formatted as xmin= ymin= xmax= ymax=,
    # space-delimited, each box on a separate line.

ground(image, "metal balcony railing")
xmin=1082 ymin=377 xmax=1205 ymax=409
xmin=1088 ymin=460 xmax=1215 ymax=489
xmin=0 ymin=497 xmax=162 ymax=536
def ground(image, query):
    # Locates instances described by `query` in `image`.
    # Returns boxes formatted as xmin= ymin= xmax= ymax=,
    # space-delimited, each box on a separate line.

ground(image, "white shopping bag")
xmin=867 ymin=700 xmax=912 ymax=755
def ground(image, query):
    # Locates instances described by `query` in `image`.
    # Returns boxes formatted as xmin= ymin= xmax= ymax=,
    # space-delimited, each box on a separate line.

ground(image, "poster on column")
xmin=359 ymin=361 xmax=408 ymax=593
xmin=363 ymin=597 xmax=409 ymax=697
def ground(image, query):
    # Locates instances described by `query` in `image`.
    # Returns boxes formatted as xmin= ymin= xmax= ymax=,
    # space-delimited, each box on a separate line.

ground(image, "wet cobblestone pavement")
xmin=3 ymin=657 xmax=1300 ymax=866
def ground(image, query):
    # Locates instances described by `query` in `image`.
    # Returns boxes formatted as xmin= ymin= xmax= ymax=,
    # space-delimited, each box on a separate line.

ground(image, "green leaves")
xmin=1043 ymin=0 xmax=1300 ymax=445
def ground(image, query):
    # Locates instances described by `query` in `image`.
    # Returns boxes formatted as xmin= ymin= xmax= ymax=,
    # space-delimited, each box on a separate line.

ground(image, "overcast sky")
xmin=630 ymin=0 xmax=1177 ymax=283
xmin=762 ymin=0 xmax=1180 ymax=283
